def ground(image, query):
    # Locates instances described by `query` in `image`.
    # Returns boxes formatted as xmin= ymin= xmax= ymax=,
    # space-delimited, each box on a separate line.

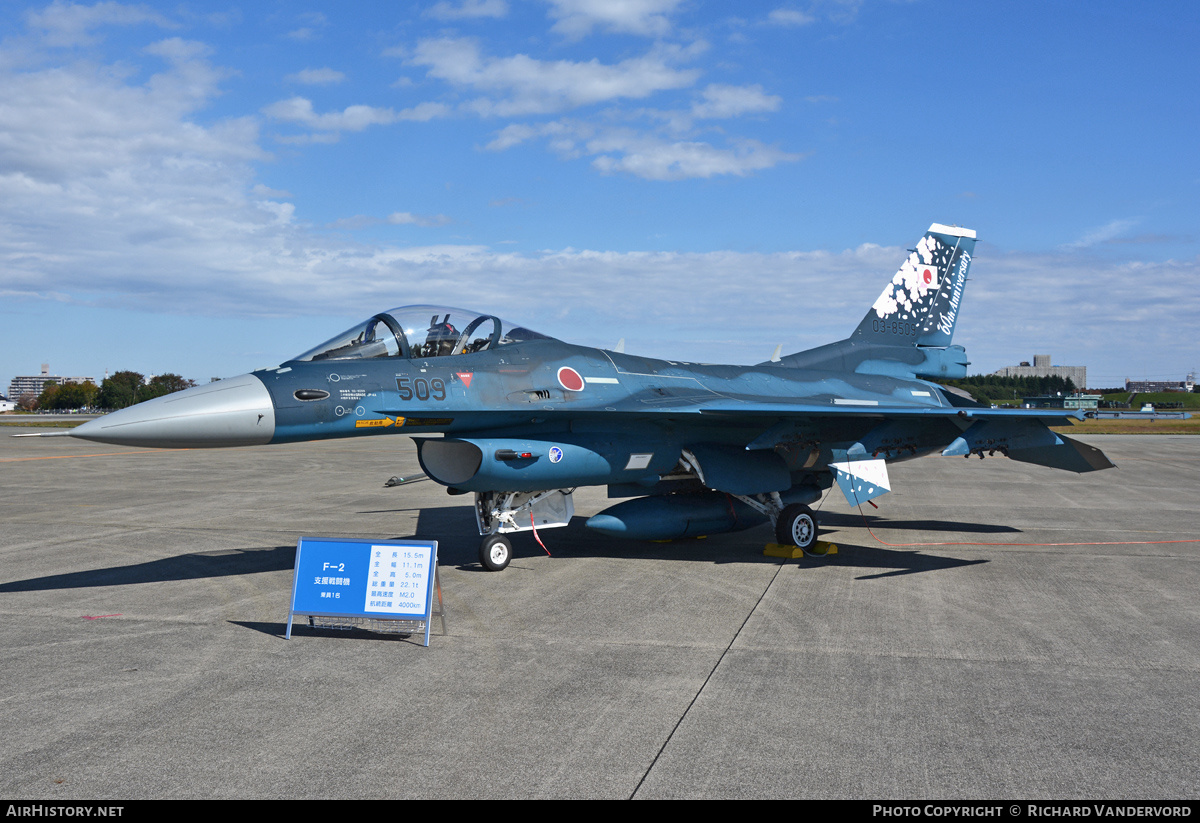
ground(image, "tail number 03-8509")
xmin=396 ymin=377 xmax=447 ymax=402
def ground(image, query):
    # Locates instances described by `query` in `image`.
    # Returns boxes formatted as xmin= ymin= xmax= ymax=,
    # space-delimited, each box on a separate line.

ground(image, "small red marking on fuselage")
xmin=558 ymin=366 xmax=584 ymax=392
xmin=456 ymin=372 xmax=473 ymax=387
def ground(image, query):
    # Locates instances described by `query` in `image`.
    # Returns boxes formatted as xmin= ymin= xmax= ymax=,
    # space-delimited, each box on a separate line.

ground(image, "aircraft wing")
xmin=381 ymin=390 xmax=1112 ymax=476
xmin=691 ymin=401 xmax=1112 ymax=473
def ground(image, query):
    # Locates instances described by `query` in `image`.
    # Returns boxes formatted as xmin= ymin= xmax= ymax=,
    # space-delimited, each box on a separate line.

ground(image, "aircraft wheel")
xmin=480 ymin=534 xmax=512 ymax=571
xmin=776 ymin=504 xmax=818 ymax=550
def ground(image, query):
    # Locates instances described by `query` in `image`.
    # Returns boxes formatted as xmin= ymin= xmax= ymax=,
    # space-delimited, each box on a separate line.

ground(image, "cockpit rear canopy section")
xmin=290 ymin=305 xmax=554 ymax=363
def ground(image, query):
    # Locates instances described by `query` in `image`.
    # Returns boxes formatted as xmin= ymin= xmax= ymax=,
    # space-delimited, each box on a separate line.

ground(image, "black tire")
xmin=775 ymin=504 xmax=817 ymax=550
xmin=480 ymin=534 xmax=512 ymax=571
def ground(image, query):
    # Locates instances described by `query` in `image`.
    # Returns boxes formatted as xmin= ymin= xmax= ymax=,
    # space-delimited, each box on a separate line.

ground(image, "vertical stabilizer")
xmin=852 ymin=223 xmax=977 ymax=347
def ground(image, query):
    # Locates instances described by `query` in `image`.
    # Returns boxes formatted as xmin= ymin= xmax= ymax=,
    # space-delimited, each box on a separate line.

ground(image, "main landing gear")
xmin=727 ymin=492 xmax=821 ymax=551
xmin=774 ymin=503 xmax=818 ymax=551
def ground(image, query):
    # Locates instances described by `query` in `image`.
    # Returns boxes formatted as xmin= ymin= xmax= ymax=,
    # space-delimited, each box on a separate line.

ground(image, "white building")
xmin=992 ymin=354 xmax=1086 ymax=390
xmin=6 ymin=364 xmax=96 ymax=401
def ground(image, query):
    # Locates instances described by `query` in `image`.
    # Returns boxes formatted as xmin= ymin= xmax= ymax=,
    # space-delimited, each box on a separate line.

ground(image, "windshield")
xmin=291 ymin=305 xmax=553 ymax=363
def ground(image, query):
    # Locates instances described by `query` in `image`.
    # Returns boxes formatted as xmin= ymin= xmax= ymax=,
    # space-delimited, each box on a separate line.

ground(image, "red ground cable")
xmin=530 ymin=512 xmax=552 ymax=556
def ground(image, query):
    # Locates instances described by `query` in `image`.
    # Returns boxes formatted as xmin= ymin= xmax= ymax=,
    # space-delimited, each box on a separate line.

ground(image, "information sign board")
xmin=288 ymin=537 xmax=440 ymax=645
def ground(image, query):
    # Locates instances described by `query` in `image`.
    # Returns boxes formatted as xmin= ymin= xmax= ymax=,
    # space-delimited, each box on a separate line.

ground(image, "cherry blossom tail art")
xmin=856 ymin=223 xmax=976 ymax=349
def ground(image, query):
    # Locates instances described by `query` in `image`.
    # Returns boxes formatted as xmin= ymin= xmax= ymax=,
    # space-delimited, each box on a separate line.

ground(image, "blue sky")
xmin=2 ymin=0 xmax=1197 ymax=393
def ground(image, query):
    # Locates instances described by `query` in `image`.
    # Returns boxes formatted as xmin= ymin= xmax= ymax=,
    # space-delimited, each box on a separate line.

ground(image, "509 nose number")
xmin=396 ymin=377 xmax=447 ymax=402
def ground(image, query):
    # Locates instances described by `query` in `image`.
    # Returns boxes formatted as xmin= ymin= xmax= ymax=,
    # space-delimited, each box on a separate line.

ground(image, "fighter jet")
xmin=51 ymin=224 xmax=1113 ymax=570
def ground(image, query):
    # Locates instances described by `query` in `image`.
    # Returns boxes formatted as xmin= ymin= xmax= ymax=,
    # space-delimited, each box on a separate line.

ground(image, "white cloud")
xmin=589 ymin=134 xmax=801 ymax=180
xmin=615 ymin=82 xmax=784 ymax=133
xmin=286 ymin=67 xmax=347 ymax=85
xmin=263 ymin=97 xmax=397 ymax=131
xmin=691 ymin=83 xmax=781 ymax=119
xmin=426 ymin=0 xmax=509 ymax=20
xmin=387 ymin=211 xmax=453 ymax=227
xmin=139 ymin=38 xmax=232 ymax=112
xmin=485 ymin=123 xmax=545 ymax=151
xmin=401 ymin=101 xmax=456 ymax=121
xmin=484 ymin=120 xmax=799 ymax=180
xmin=954 ymin=248 xmax=1200 ymax=378
xmin=262 ymin=97 xmax=451 ymax=136
xmin=328 ymin=212 xmax=454 ymax=230
xmin=285 ymin=12 xmax=327 ymax=42
xmin=767 ymin=8 xmax=815 ymax=27
xmin=823 ymin=0 xmax=864 ymax=25
xmin=0 ymin=39 xmax=286 ymax=314
xmin=24 ymin=0 xmax=177 ymax=47
xmin=252 ymin=184 xmax=292 ymax=199
xmin=544 ymin=0 xmax=684 ymax=39
xmin=762 ymin=1 xmax=861 ymax=28
xmin=405 ymin=38 xmax=788 ymax=180
xmin=409 ymin=38 xmax=701 ymax=116
xmin=1063 ymin=218 xmax=1142 ymax=249
xmin=0 ymin=40 xmax=256 ymax=192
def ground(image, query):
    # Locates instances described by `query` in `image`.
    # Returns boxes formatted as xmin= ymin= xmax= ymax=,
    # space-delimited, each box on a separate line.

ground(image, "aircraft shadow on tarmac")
xmin=414 ymin=507 xmax=992 ymax=579
xmin=814 ymin=510 xmax=1022 ymax=534
xmin=0 ymin=506 xmax=1000 ymax=593
xmin=0 ymin=545 xmax=298 ymax=593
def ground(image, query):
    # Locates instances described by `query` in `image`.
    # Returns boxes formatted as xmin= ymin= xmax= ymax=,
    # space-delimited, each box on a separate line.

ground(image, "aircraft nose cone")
xmin=70 ymin=373 xmax=276 ymax=448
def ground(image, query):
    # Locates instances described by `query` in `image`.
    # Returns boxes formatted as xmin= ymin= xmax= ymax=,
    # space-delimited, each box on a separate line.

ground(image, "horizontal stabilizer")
xmin=1007 ymin=433 xmax=1115 ymax=473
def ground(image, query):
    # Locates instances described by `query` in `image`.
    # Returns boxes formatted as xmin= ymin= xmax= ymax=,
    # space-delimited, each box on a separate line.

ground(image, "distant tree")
xmin=96 ymin=371 xmax=145 ymax=410
xmin=941 ymin=374 xmax=1079 ymax=405
xmin=35 ymin=381 xmax=60 ymax=410
xmin=51 ymin=381 xmax=99 ymax=410
xmin=96 ymin=371 xmax=195 ymax=409
xmin=17 ymin=393 xmax=38 ymax=411
xmin=137 ymin=373 xmax=196 ymax=403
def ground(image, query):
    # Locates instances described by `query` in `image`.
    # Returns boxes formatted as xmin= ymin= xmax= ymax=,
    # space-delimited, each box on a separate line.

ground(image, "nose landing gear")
xmin=480 ymin=534 xmax=513 ymax=572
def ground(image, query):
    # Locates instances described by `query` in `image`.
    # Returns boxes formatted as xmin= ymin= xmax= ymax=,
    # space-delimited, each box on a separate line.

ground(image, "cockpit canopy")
xmin=291 ymin=305 xmax=554 ymax=363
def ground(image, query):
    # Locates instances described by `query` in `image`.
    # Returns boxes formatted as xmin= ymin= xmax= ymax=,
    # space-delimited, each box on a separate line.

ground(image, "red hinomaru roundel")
xmin=557 ymin=366 xmax=584 ymax=391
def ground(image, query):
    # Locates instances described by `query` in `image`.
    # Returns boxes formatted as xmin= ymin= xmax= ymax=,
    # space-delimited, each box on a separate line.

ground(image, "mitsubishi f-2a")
xmin=57 ymin=224 xmax=1113 ymax=570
